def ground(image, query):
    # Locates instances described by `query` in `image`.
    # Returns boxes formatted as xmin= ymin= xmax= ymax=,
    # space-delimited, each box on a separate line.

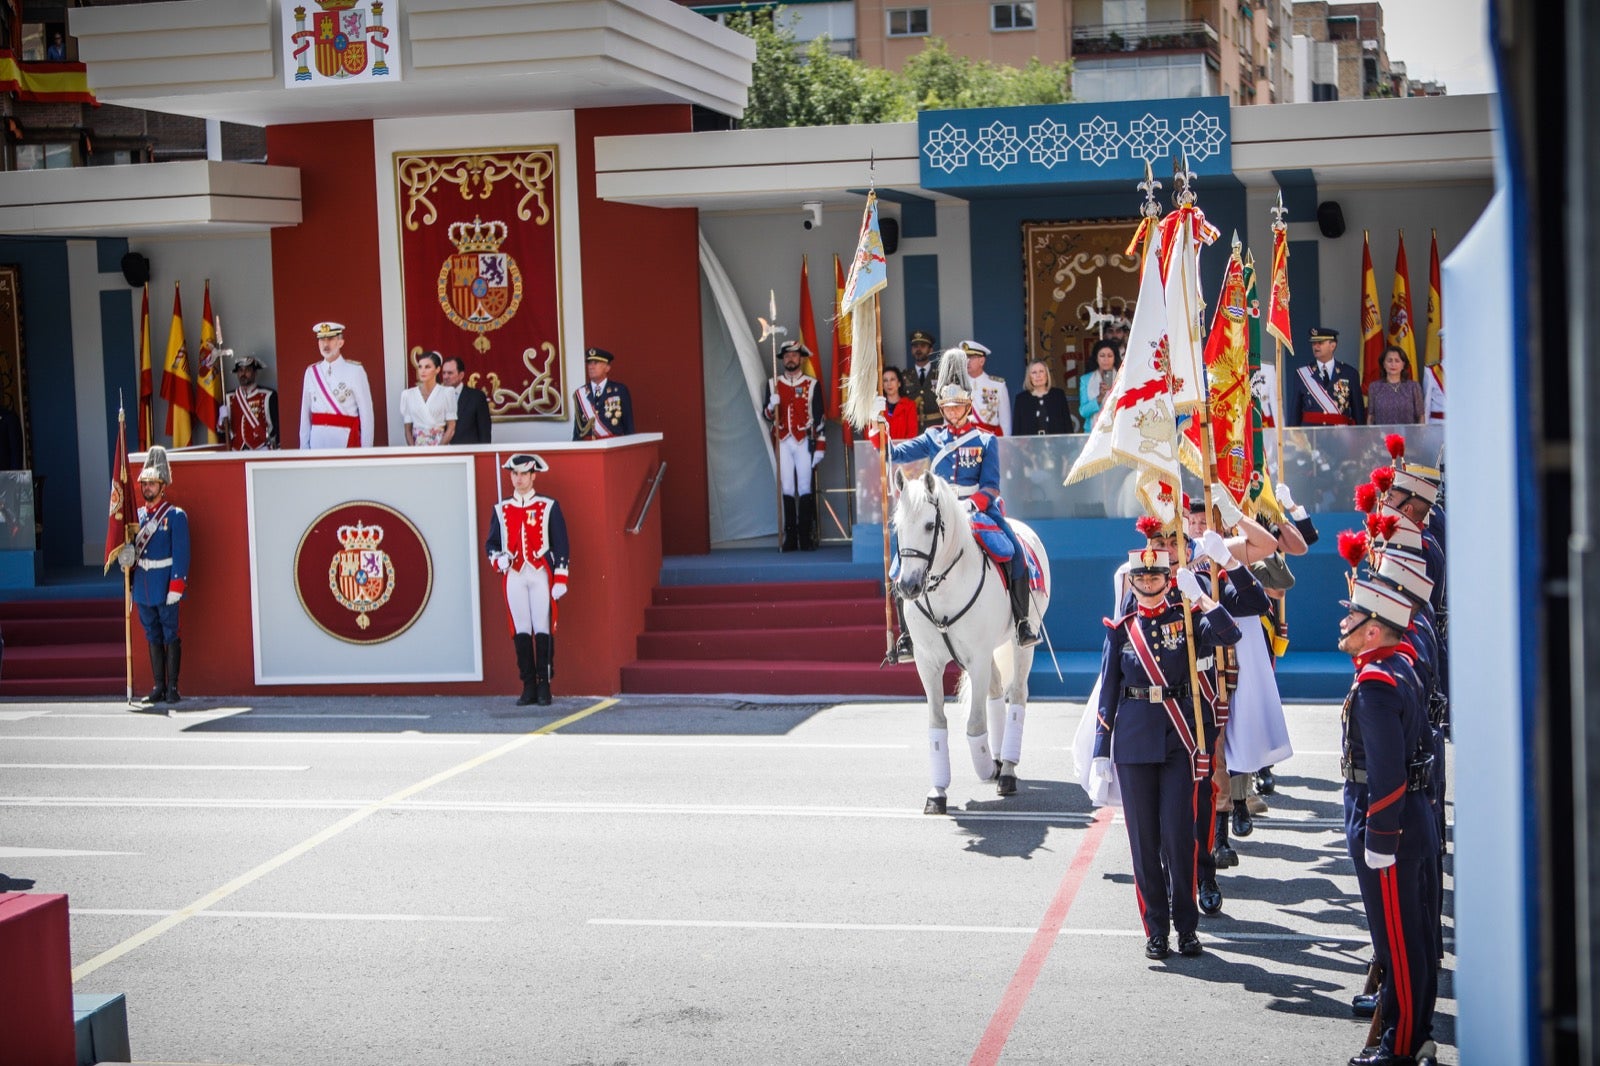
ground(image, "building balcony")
xmin=1071 ymin=20 xmax=1221 ymax=66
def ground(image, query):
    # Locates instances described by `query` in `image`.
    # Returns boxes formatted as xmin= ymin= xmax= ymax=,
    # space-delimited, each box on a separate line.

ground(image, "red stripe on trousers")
xmin=1381 ymin=867 xmax=1413 ymax=1054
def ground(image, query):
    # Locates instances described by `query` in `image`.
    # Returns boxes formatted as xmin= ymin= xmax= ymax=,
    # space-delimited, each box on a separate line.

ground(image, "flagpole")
xmin=874 ymin=293 xmax=893 ymax=661
xmin=765 ymin=290 xmax=784 ymax=552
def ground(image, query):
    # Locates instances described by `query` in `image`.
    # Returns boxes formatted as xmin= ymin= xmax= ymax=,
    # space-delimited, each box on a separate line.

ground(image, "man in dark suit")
xmin=1285 ymin=326 xmax=1364 ymax=427
xmin=442 ymin=356 xmax=492 ymax=445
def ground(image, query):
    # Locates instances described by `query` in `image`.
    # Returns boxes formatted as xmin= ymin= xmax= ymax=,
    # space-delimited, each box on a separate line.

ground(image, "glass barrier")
xmin=0 ymin=470 xmax=34 ymax=551
xmin=853 ymin=424 xmax=1446 ymax=523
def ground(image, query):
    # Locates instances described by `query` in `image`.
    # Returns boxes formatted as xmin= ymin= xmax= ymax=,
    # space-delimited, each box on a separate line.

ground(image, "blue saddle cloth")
xmin=890 ymin=511 xmax=1044 ymax=593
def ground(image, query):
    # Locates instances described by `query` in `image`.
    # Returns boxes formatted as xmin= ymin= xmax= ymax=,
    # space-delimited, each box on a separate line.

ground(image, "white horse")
xmin=891 ymin=470 xmax=1052 ymax=814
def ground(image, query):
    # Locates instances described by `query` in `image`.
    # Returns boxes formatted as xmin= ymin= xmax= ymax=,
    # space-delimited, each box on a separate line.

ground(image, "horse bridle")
xmin=898 ymin=490 xmax=989 ymax=669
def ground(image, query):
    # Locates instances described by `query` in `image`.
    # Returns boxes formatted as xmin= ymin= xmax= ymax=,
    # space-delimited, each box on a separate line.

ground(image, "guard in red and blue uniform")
xmin=118 ymin=446 xmax=189 ymax=707
xmin=486 ymin=453 xmax=569 ymax=707
xmin=1337 ymin=578 xmax=1439 ymax=1066
xmin=885 ymin=347 xmax=1038 ymax=662
xmin=1091 ymin=541 xmax=1241 ymax=961
xmin=764 ymin=341 xmax=827 ymax=552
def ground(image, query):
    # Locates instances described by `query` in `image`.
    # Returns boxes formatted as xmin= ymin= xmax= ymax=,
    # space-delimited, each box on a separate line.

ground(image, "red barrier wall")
xmin=0 ymin=893 xmax=74 ymax=1066
xmin=266 ymin=120 xmax=389 ymax=448
xmin=575 ymin=106 xmax=709 ymax=555
xmin=133 ymin=440 xmax=662 ymax=698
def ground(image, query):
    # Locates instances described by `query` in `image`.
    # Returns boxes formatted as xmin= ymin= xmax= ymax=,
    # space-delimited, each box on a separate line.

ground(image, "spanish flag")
xmin=828 ymin=253 xmax=852 ymax=435
xmin=1386 ymin=231 xmax=1419 ymax=380
xmin=160 ymin=284 xmax=195 ymax=448
xmin=1359 ymin=231 xmax=1385 ymax=385
xmin=796 ymin=256 xmax=820 ymax=380
xmin=1424 ymin=229 xmax=1445 ymax=419
xmin=193 ymin=281 xmax=225 ymax=442
xmin=137 ymin=284 xmax=153 ymax=451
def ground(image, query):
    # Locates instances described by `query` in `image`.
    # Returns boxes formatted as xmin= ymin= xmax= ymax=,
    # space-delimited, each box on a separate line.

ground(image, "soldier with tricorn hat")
xmin=485 ymin=453 xmax=570 ymax=706
xmin=116 ymin=446 xmax=190 ymax=706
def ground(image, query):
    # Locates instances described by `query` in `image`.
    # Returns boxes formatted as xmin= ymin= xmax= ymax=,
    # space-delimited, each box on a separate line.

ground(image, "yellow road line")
xmin=71 ymin=698 xmax=617 ymax=983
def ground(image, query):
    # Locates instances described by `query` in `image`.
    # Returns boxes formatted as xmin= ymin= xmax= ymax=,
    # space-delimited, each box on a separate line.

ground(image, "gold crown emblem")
xmin=336 ymin=521 xmax=385 ymax=552
xmin=314 ymin=0 xmax=361 ymax=11
xmin=448 ymin=216 xmax=509 ymax=254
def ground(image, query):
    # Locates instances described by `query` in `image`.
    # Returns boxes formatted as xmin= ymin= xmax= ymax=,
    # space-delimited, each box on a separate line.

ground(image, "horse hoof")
xmin=992 ymin=759 xmax=1003 ymax=781
xmin=997 ymin=774 xmax=1017 ymax=797
xmin=924 ymin=796 xmax=948 ymax=815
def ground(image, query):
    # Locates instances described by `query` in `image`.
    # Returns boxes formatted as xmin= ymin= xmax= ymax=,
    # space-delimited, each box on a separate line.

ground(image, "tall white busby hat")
xmin=137 ymin=445 xmax=172 ymax=485
xmin=934 ymin=347 xmax=973 ymax=407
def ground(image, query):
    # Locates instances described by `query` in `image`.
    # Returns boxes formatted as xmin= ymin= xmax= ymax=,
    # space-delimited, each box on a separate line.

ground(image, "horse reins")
xmin=899 ymin=492 xmax=989 ymax=670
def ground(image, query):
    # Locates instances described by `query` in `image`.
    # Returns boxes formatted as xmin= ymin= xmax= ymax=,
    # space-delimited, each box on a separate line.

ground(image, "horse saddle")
xmin=969 ymin=513 xmax=1045 ymax=592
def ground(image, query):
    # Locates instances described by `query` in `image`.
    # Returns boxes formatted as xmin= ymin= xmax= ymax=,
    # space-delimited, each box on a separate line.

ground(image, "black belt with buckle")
xmin=1125 ymin=685 xmax=1190 ymax=702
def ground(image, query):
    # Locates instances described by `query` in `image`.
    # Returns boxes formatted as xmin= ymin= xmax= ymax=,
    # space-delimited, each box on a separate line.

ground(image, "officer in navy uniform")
xmin=1336 ymin=577 xmax=1440 ymax=1066
xmin=881 ymin=347 xmax=1039 ymax=662
xmin=1090 ymin=537 xmax=1242 ymax=959
xmin=485 ymin=454 xmax=570 ymax=706
xmin=572 ymin=347 xmax=634 ymax=441
xmin=117 ymin=446 xmax=190 ymax=706
xmin=1286 ymin=326 xmax=1365 ymax=427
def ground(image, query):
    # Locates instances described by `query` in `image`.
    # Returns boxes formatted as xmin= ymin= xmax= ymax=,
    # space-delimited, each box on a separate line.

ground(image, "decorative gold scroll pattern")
xmin=399 ymin=151 xmax=555 ymax=232
xmin=477 ymin=344 xmax=562 ymax=418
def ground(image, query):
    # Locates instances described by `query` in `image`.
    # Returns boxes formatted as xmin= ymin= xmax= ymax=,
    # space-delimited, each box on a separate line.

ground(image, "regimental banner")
xmin=293 ymin=500 xmax=432 ymax=645
xmin=395 ymin=147 xmax=565 ymax=421
xmin=282 ymin=0 xmax=399 ymax=88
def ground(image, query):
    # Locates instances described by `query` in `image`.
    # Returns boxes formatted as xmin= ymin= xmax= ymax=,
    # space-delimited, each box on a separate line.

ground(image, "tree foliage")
xmin=721 ymin=9 xmax=1072 ymax=129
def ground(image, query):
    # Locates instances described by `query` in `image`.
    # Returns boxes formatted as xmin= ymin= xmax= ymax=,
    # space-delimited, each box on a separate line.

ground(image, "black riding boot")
xmin=164 ymin=639 xmax=182 ymax=704
xmin=1009 ymin=557 xmax=1039 ymax=647
xmin=781 ymin=495 xmax=799 ymax=552
xmin=143 ymin=641 xmax=167 ymax=705
xmin=798 ymin=493 xmax=818 ymax=551
xmin=1212 ymin=806 xmax=1238 ymax=868
xmin=513 ymin=633 xmax=536 ymax=706
xmin=884 ymin=596 xmax=914 ymax=666
xmin=534 ymin=633 xmax=553 ymax=706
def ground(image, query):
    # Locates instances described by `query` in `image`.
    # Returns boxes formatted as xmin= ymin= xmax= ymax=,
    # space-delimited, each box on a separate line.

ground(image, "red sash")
xmin=310 ymin=412 xmax=360 ymax=447
xmin=1125 ymin=614 xmax=1211 ymax=780
xmin=1301 ymin=411 xmax=1354 ymax=427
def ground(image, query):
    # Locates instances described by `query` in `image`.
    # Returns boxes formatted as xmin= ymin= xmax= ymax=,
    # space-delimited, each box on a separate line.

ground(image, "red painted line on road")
xmin=969 ymin=806 xmax=1116 ymax=1066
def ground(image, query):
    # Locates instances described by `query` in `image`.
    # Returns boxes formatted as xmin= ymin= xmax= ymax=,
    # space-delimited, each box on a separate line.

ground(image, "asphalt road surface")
xmin=0 ymin=695 xmax=1455 ymax=1066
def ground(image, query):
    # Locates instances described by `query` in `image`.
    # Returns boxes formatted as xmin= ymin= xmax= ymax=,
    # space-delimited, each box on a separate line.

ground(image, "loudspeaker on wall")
xmin=881 ymin=217 xmax=899 ymax=256
xmin=120 ymin=252 xmax=150 ymax=287
xmin=1316 ymin=201 xmax=1345 ymax=239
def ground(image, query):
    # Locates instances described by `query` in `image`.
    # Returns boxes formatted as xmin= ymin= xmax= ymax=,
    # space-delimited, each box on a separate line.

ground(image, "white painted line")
xmin=73 ymin=908 xmax=503 ymax=923
xmin=0 ymin=735 xmax=480 ymax=745
xmin=587 ymin=918 xmax=1452 ymax=945
xmin=0 ymin=763 xmax=309 ymax=772
xmin=43 ymin=713 xmax=432 ymax=721
xmin=0 ymin=796 xmax=365 ymax=810
xmin=0 ymin=710 xmax=50 ymax=722
xmin=0 ymin=846 xmax=139 ymax=858
xmin=590 ymin=741 xmax=909 ymax=749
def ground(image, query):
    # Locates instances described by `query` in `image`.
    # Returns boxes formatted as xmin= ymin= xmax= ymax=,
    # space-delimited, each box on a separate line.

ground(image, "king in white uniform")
xmin=961 ymin=339 xmax=1011 ymax=436
xmin=299 ymin=321 xmax=375 ymax=448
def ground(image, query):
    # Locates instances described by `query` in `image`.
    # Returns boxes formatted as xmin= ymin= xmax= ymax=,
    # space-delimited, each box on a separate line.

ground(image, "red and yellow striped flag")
xmin=1359 ymin=231 xmax=1385 ymax=385
xmin=193 ymin=281 xmax=225 ymax=442
xmin=137 ymin=284 xmax=153 ymax=450
xmin=160 ymin=284 xmax=195 ymax=447
xmin=1386 ymin=231 xmax=1419 ymax=380
xmin=796 ymin=256 xmax=820 ymax=380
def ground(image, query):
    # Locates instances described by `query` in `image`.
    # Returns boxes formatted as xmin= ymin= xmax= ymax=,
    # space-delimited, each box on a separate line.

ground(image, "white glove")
xmin=1210 ymin=484 xmax=1244 ymax=529
xmin=492 ymin=552 xmax=511 ymax=574
xmin=551 ymin=584 xmax=567 ymax=602
xmin=766 ymin=385 xmax=778 ymax=412
xmin=1198 ymin=529 xmax=1233 ymax=567
xmin=1173 ymin=567 xmax=1203 ymax=602
xmin=1276 ymin=482 xmax=1308 ymax=520
xmin=1090 ymin=756 xmax=1113 ymax=783
xmin=1364 ymin=847 xmax=1395 ymax=871
xmin=872 ymin=395 xmax=888 ymax=419
xmin=811 ymin=450 xmax=825 ymax=469
xmin=116 ymin=544 xmax=136 ymax=570
xmin=165 ymin=590 xmax=182 ymax=606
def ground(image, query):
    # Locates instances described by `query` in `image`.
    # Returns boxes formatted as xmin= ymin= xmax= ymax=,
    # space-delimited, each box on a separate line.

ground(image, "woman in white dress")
xmin=401 ymin=350 xmax=458 ymax=447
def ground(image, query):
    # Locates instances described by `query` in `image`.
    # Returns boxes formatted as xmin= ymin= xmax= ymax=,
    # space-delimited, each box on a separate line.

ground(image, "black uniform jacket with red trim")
xmin=1093 ymin=600 xmax=1241 ymax=765
xmin=1342 ymin=642 xmax=1430 ymax=858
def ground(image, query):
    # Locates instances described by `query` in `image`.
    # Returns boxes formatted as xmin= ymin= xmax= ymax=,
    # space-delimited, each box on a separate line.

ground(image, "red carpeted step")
xmin=638 ymin=625 xmax=889 ymax=662
xmin=1 ymin=643 xmax=124 ymax=680
xmin=644 ymin=598 xmax=884 ymax=632
xmin=652 ymin=581 xmax=882 ymax=606
xmin=0 ymin=598 xmax=121 ymax=621
xmin=0 ymin=677 xmax=121 ymax=696
xmin=620 ymin=658 xmax=957 ymax=697
xmin=0 ymin=617 xmax=123 ymax=646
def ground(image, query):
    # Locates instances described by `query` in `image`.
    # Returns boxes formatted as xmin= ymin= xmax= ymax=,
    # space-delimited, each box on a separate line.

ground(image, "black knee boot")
xmin=885 ymin=597 xmax=914 ymax=666
xmin=534 ymin=633 xmax=553 ymax=706
xmin=781 ymin=496 xmax=798 ymax=552
xmin=798 ymin=493 xmax=818 ymax=551
xmin=513 ymin=633 xmax=536 ymax=706
xmin=1009 ymin=558 xmax=1039 ymax=646
xmin=143 ymin=641 xmax=167 ymax=705
xmin=163 ymin=639 xmax=182 ymax=703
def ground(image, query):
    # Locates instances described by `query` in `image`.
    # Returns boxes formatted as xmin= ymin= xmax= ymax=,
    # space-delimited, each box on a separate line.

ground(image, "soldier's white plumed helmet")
xmin=934 ymin=347 xmax=973 ymax=406
xmin=137 ymin=445 xmax=172 ymax=485
xmin=502 ymin=453 xmax=549 ymax=474
xmin=313 ymin=321 xmax=346 ymax=339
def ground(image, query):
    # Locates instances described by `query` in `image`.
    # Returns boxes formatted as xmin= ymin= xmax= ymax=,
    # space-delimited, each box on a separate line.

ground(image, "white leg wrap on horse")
xmin=986 ymin=697 xmax=1005 ymax=757
xmin=928 ymin=728 xmax=952 ymax=790
xmin=1001 ymin=703 xmax=1026 ymax=764
xmin=966 ymin=731 xmax=996 ymax=780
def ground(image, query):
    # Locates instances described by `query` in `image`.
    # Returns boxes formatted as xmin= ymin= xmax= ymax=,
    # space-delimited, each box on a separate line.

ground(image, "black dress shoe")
xmin=1177 ymin=932 xmax=1202 ymax=956
xmin=1211 ymin=842 xmax=1238 ymax=869
xmin=1231 ymin=802 xmax=1254 ymax=837
xmin=1198 ymin=878 xmax=1223 ymax=915
xmin=1348 ymin=1048 xmax=1415 ymax=1066
xmin=1256 ymin=767 xmax=1277 ymax=795
xmin=1351 ymin=992 xmax=1378 ymax=1018
xmin=1144 ymin=934 xmax=1170 ymax=960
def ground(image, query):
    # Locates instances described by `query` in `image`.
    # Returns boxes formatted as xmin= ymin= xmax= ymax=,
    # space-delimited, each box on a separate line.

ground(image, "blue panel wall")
xmin=100 ymin=288 xmax=136 ymax=443
xmin=0 ymin=239 xmax=80 ymax=570
xmin=900 ymin=254 xmax=940 ymax=353
xmin=966 ymin=183 xmax=1249 ymax=386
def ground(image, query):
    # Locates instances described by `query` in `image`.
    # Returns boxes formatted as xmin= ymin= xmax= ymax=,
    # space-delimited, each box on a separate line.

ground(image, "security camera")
xmin=802 ymin=201 xmax=822 ymax=230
